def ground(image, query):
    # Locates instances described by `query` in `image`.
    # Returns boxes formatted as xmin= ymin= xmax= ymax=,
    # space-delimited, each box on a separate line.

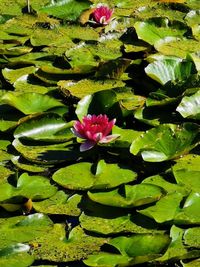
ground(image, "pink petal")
xmin=80 ymin=140 xmax=96 ymax=152
xmin=99 ymin=134 xmax=120 ymax=144
xmin=93 ymin=132 xmax=103 ymax=142
xmin=71 ymin=128 xmax=85 ymax=139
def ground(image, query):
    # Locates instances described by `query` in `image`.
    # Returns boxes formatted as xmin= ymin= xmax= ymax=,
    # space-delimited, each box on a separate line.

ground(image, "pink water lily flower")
xmin=72 ymin=114 xmax=119 ymax=152
xmin=91 ymin=5 xmax=113 ymax=25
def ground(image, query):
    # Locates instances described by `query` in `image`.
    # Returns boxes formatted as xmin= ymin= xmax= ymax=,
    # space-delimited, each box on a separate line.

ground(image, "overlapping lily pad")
xmin=0 ymin=0 xmax=200 ymax=266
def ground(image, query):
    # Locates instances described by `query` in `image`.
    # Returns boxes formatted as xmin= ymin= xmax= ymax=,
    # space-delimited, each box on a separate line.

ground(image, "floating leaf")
xmin=52 ymin=160 xmax=136 ymax=190
xmin=155 ymin=37 xmax=200 ymax=58
xmin=14 ymin=114 xmax=73 ymax=142
xmin=174 ymin=192 xmax=200 ymax=224
xmin=176 ymin=89 xmax=200 ymax=119
xmin=11 ymin=156 xmax=47 ymax=173
xmin=12 ymin=138 xmax=79 ymax=164
xmin=80 ymin=213 xmax=163 ymax=235
xmin=145 ymin=58 xmax=196 ymax=85
xmin=139 ymin=192 xmax=183 ymax=223
xmin=0 ymin=173 xmax=57 ymax=202
xmin=109 ymin=234 xmax=170 ymax=258
xmin=0 ymin=213 xmax=53 ymax=250
xmin=172 ymin=154 xmax=200 ymax=192
xmin=88 ymin=184 xmax=163 ymax=208
xmin=158 ymin=225 xmax=200 ymax=262
xmin=33 ymin=191 xmax=81 ymax=216
xmin=58 ymin=79 xmax=125 ymax=99
xmin=2 ymin=67 xmax=36 ymax=84
xmin=134 ymin=19 xmax=187 ymax=45
xmin=39 ymin=0 xmax=92 ymax=21
xmin=32 ymin=225 xmax=107 ymax=262
xmin=142 ymin=174 xmax=188 ymax=195
xmin=0 ymin=244 xmax=34 ymax=267
xmin=130 ymin=123 xmax=199 ymax=162
xmin=2 ymin=92 xmax=64 ymax=115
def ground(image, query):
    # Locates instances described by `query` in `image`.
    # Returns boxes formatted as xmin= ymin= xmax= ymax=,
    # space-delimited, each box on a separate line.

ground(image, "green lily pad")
xmin=12 ymin=138 xmax=79 ymax=164
xmin=39 ymin=0 xmax=92 ymax=21
xmin=0 ymin=213 xmax=53 ymax=250
xmin=0 ymin=46 xmax=32 ymax=56
xmin=134 ymin=19 xmax=188 ymax=46
xmin=52 ymin=160 xmax=137 ymax=190
xmin=181 ymin=258 xmax=200 ymax=267
xmin=80 ymin=213 xmax=163 ymax=235
xmin=32 ymin=225 xmax=107 ymax=262
xmin=32 ymin=191 xmax=81 ymax=216
xmin=0 ymin=165 xmax=14 ymax=185
xmin=1 ymin=92 xmax=64 ymax=115
xmin=88 ymin=184 xmax=163 ymax=208
xmin=0 ymin=244 xmax=34 ymax=267
xmin=14 ymin=114 xmax=73 ymax=142
xmin=84 ymin=252 xmax=132 ymax=267
xmin=110 ymin=125 xmax=143 ymax=148
xmin=130 ymin=123 xmax=199 ymax=162
xmin=139 ymin=192 xmax=183 ymax=223
xmin=13 ymin=74 xmax=52 ymax=94
xmin=184 ymin=227 xmax=200 ymax=248
xmin=58 ymin=78 xmax=125 ymax=99
xmin=0 ymin=173 xmax=57 ymax=202
xmin=158 ymin=225 xmax=200 ymax=262
xmin=155 ymin=37 xmax=200 ymax=58
xmin=145 ymin=58 xmax=196 ymax=85
xmin=142 ymin=174 xmax=188 ymax=196
xmin=2 ymin=67 xmax=36 ymax=84
xmin=95 ymin=58 xmax=131 ymax=79
xmin=174 ymin=192 xmax=200 ymax=224
xmin=0 ymin=104 xmax=23 ymax=132
xmin=11 ymin=156 xmax=48 ymax=173
xmin=172 ymin=154 xmax=200 ymax=192
xmin=176 ymin=89 xmax=200 ymax=119
xmin=109 ymin=233 xmax=170 ymax=258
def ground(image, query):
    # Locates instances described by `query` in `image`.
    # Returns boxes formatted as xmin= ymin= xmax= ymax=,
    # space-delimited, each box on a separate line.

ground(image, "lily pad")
xmin=14 ymin=114 xmax=73 ymax=142
xmin=145 ymin=58 xmax=196 ymax=85
xmin=52 ymin=160 xmax=137 ymax=190
xmin=80 ymin=213 xmax=163 ymax=235
xmin=134 ymin=19 xmax=188 ymax=46
xmin=172 ymin=154 xmax=200 ymax=192
xmin=0 ymin=173 xmax=57 ymax=202
xmin=33 ymin=191 xmax=81 ymax=216
xmin=58 ymin=78 xmax=125 ymax=99
xmin=39 ymin=0 xmax=92 ymax=21
xmin=32 ymin=225 xmax=107 ymax=262
xmin=130 ymin=123 xmax=199 ymax=162
xmin=2 ymin=67 xmax=36 ymax=84
xmin=1 ymin=92 xmax=64 ymax=115
xmin=158 ymin=225 xmax=200 ymax=262
xmin=176 ymin=89 xmax=200 ymax=119
xmin=0 ymin=244 xmax=34 ymax=267
xmin=12 ymin=138 xmax=79 ymax=164
xmin=0 ymin=213 xmax=53 ymax=250
xmin=139 ymin=192 xmax=183 ymax=223
xmin=88 ymin=184 xmax=163 ymax=208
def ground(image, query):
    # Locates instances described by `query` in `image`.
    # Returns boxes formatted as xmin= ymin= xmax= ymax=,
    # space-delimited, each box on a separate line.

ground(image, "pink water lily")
xmin=91 ymin=5 xmax=113 ymax=25
xmin=72 ymin=114 xmax=119 ymax=152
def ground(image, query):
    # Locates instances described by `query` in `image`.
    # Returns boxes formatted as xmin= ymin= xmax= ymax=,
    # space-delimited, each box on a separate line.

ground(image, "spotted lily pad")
xmin=32 ymin=191 xmax=81 ymax=216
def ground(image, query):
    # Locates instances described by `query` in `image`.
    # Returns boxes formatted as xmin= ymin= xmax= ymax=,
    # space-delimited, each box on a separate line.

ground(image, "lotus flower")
xmin=91 ymin=5 xmax=113 ymax=25
xmin=72 ymin=114 xmax=119 ymax=152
